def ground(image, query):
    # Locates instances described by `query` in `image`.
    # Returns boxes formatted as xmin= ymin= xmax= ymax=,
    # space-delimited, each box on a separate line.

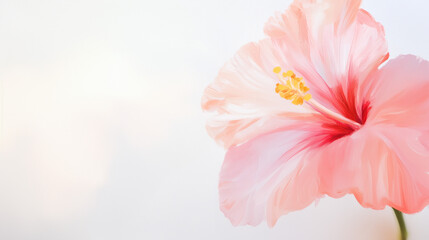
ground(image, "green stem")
xmin=393 ymin=208 xmax=407 ymax=240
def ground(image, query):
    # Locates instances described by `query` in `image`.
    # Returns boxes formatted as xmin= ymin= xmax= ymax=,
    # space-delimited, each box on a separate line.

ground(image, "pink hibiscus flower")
xmin=202 ymin=0 xmax=429 ymax=227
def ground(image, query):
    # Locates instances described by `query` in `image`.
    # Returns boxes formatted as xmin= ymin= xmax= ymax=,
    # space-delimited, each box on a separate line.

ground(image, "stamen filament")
xmin=307 ymin=99 xmax=361 ymax=129
xmin=273 ymin=67 xmax=361 ymax=129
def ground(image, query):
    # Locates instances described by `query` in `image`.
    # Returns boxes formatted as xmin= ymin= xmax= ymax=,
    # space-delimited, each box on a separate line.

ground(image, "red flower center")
xmin=316 ymin=82 xmax=372 ymax=146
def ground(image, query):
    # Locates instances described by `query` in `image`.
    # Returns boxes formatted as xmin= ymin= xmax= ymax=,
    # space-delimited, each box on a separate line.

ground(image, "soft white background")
xmin=0 ymin=0 xmax=429 ymax=239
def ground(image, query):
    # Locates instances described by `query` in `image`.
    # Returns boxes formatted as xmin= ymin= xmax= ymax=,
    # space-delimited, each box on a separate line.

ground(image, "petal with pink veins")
xmin=219 ymin=122 xmax=323 ymax=226
xmin=314 ymin=124 xmax=429 ymax=214
xmin=366 ymin=55 xmax=429 ymax=129
xmin=220 ymin=119 xmax=429 ymax=226
xmin=264 ymin=0 xmax=388 ymax=121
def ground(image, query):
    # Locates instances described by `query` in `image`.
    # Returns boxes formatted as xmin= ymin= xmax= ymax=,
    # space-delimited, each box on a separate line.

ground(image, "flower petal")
xmin=264 ymin=0 xmax=388 ymax=121
xmin=202 ymin=40 xmax=316 ymax=148
xmin=366 ymin=55 xmax=429 ymax=129
xmin=221 ymin=119 xmax=429 ymax=227
xmin=314 ymin=124 xmax=429 ymax=213
xmin=219 ymin=123 xmax=323 ymax=226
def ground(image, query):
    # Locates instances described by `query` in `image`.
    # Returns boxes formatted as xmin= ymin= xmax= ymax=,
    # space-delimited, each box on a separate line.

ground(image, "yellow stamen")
xmin=273 ymin=66 xmax=282 ymax=74
xmin=284 ymin=70 xmax=295 ymax=78
xmin=304 ymin=93 xmax=312 ymax=101
xmin=274 ymin=69 xmax=312 ymax=105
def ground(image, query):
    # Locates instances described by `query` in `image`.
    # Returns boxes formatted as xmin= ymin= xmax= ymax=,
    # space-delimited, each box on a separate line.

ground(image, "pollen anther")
xmin=273 ymin=67 xmax=312 ymax=105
